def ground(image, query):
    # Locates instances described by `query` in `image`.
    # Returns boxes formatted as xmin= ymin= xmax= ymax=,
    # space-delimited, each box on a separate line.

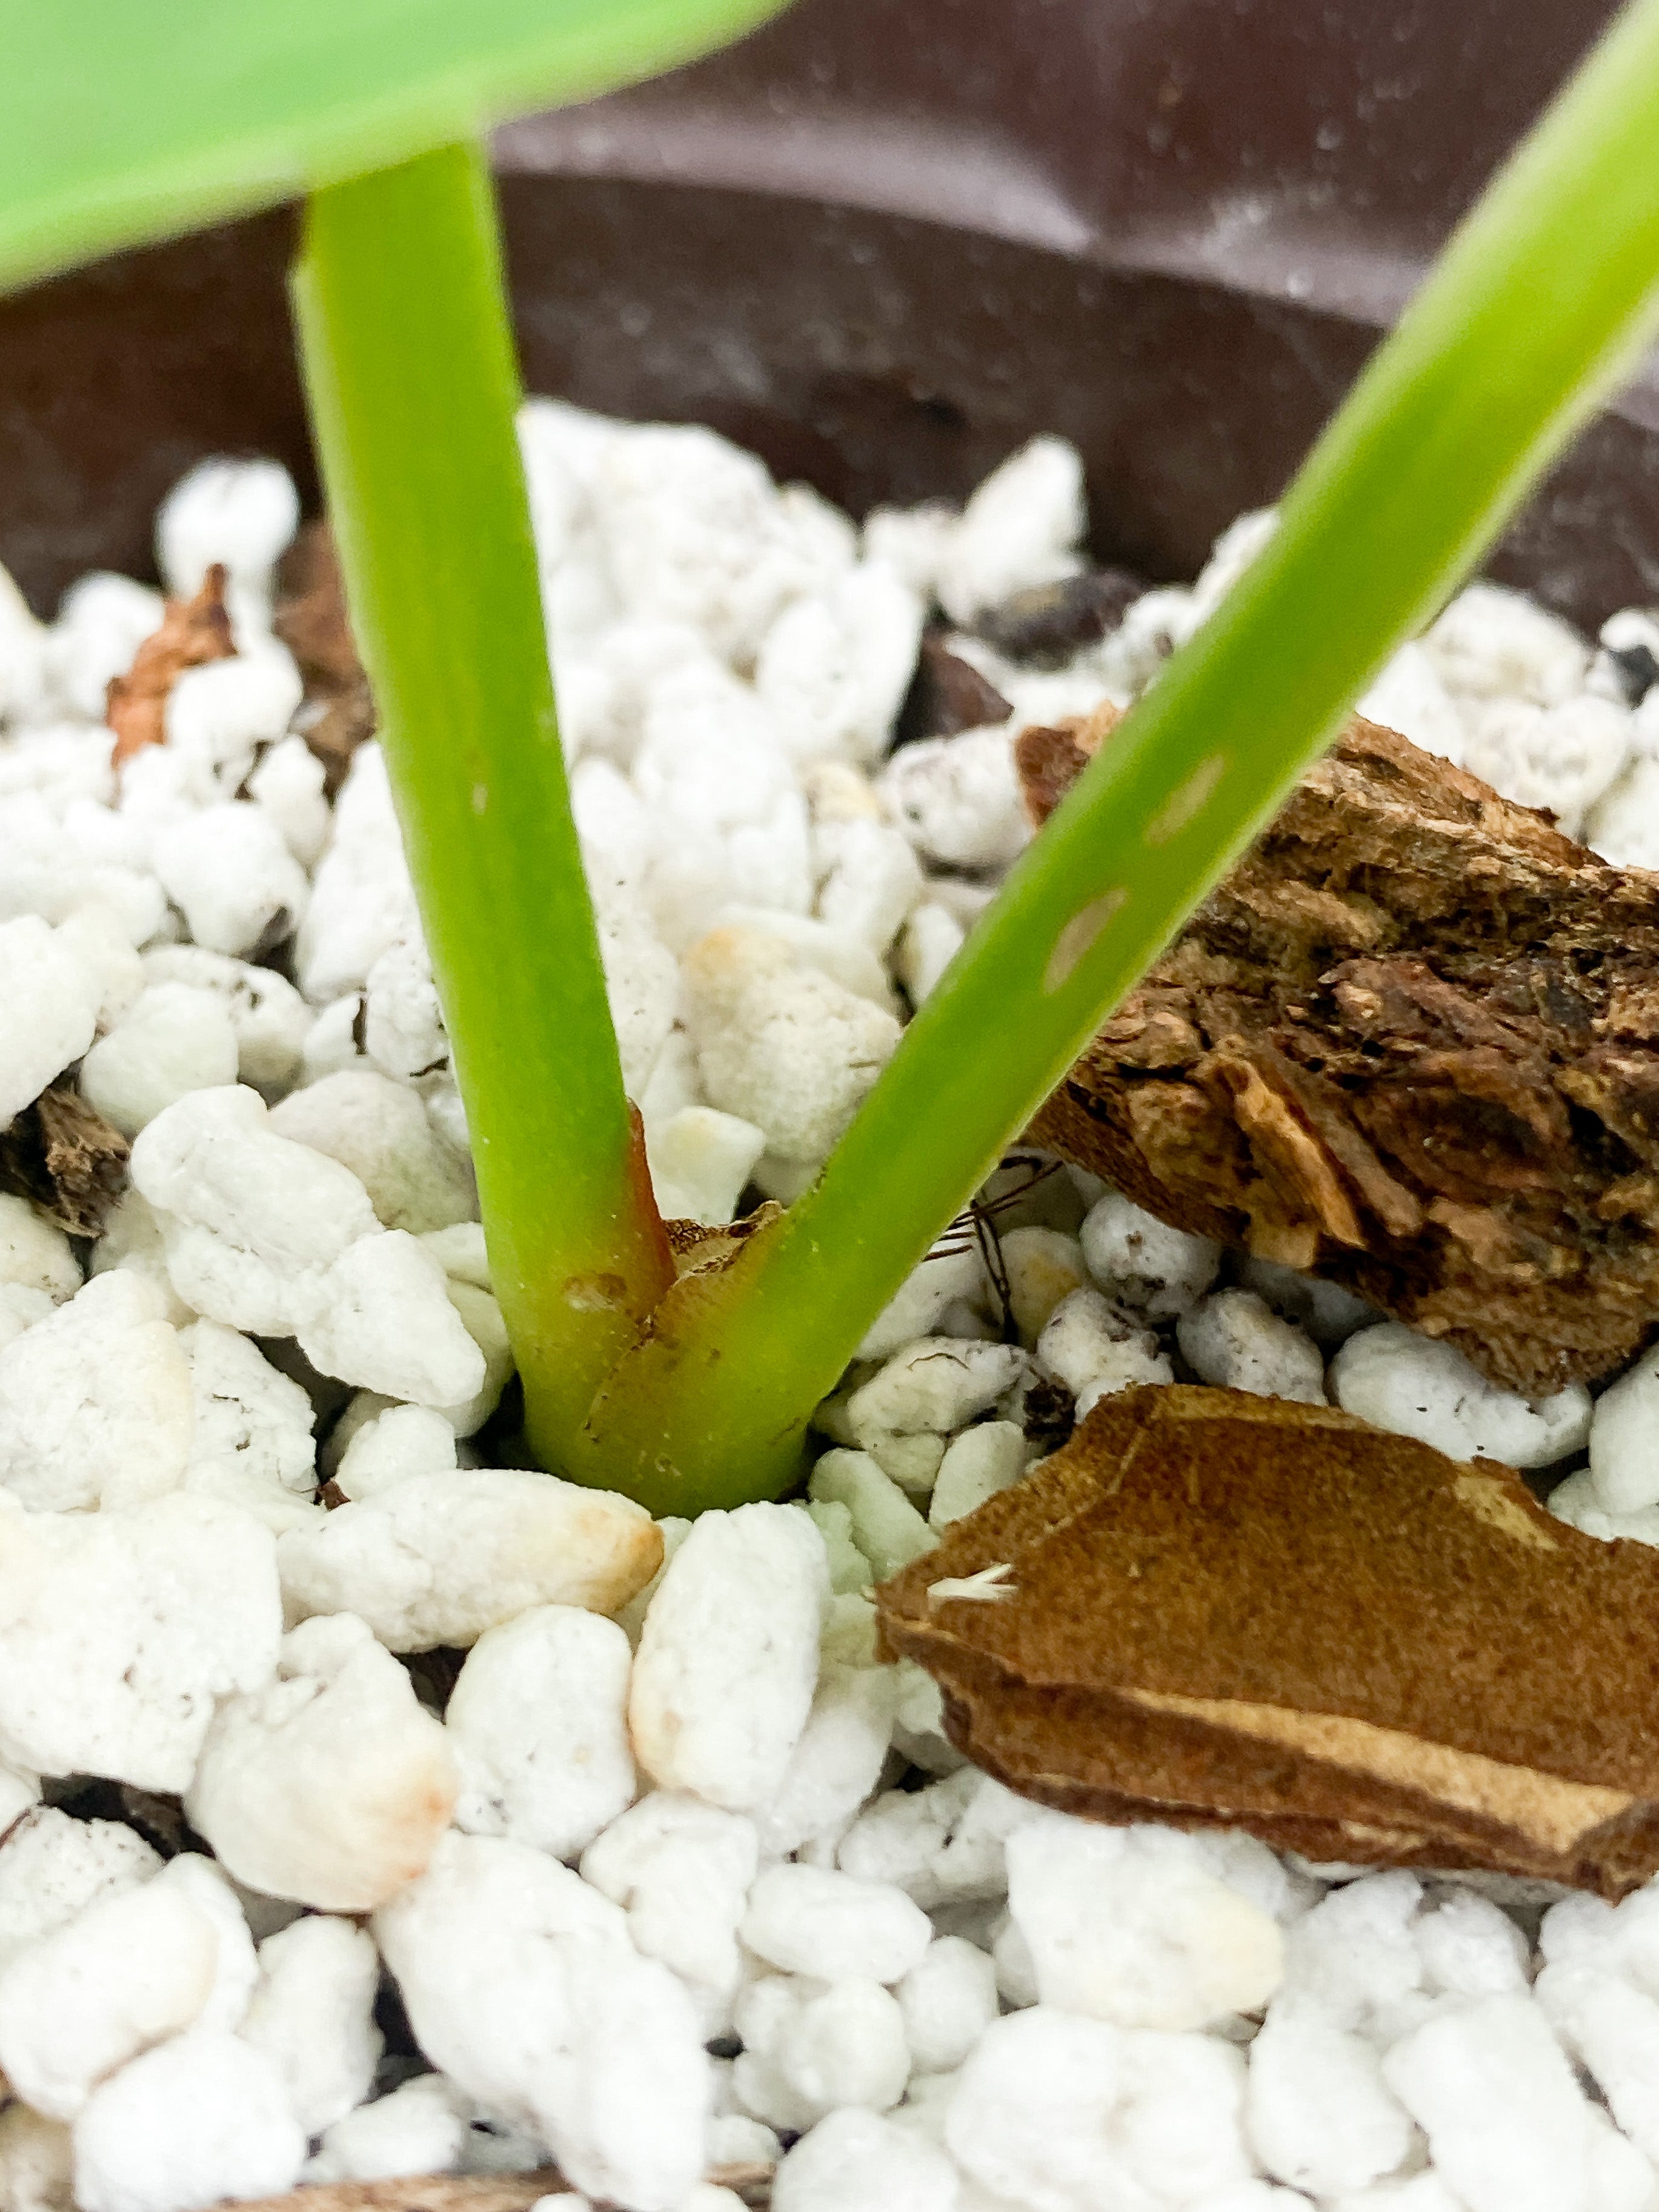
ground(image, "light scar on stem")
xmin=1041 ymin=750 xmax=1230 ymax=994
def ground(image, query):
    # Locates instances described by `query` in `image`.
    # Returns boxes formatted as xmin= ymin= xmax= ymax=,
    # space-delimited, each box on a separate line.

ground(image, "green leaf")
xmin=0 ymin=0 xmax=786 ymax=294
xmin=574 ymin=0 xmax=1659 ymax=1513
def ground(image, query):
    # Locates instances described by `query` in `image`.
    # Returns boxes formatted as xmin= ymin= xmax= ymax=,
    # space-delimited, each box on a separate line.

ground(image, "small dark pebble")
xmin=374 ymin=1968 xmax=424 ymax=2061
xmin=47 ymin=1778 xmax=204 ymax=1859
xmin=371 ymin=2051 xmax=433 ymax=2097
xmin=894 ymin=632 xmax=1013 ymax=746
xmin=973 ymin=565 xmax=1144 ymax=669
xmin=1017 ymin=1374 xmax=1077 ymax=1454
xmin=114 ymin=1785 xmax=199 ymax=1857
xmin=248 ymin=905 xmax=296 ymax=964
xmin=470 ymin=1369 xmax=528 ymax=1469
xmin=401 ymin=1647 xmax=469 ymax=1716
xmin=1607 ymin=641 xmax=1659 ymax=705
xmin=258 ymin=1333 xmax=356 ymax=1428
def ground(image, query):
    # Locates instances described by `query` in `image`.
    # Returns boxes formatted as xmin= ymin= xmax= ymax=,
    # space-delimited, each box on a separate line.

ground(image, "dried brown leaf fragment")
xmin=1022 ymin=713 xmax=1659 ymax=1393
xmin=0 ymin=1082 xmax=129 ymax=1235
xmin=273 ymin=520 xmax=361 ymax=695
xmin=302 ymin=673 xmax=379 ymax=794
xmin=106 ymin=563 xmax=234 ymax=767
xmin=274 ymin=520 xmax=377 ymax=792
xmin=877 ymin=1384 xmax=1659 ymax=1897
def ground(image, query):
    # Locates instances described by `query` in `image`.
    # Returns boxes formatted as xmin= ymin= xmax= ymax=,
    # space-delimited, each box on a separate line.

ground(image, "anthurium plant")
xmin=8 ymin=0 xmax=1659 ymax=1513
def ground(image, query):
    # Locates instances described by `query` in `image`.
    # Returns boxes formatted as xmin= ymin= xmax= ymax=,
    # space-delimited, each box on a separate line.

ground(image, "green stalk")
xmin=293 ymin=144 xmax=670 ymax=1467
xmin=578 ymin=0 xmax=1659 ymax=1513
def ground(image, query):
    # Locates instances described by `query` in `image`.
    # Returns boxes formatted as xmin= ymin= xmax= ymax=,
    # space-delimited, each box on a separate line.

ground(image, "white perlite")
xmin=0 ymin=1271 xmax=193 ymax=1512
xmin=681 ymin=927 xmax=900 ymax=1167
xmin=277 ymin=1468 xmax=662 ymax=1650
xmin=3 ymin=427 xmax=1659 ymax=2212
xmin=0 ymin=1195 xmax=80 ymax=1305
xmin=373 ymin=1833 xmax=708 ymax=2211
xmin=741 ymin=1863 xmax=933 ymax=1984
xmin=294 ymin=1230 xmax=486 ymax=1406
xmin=0 ymin=1808 xmax=159 ymax=1974
xmin=1177 ymin=1288 xmax=1327 ymax=1406
xmin=0 ymin=1863 xmax=223 ymax=2118
xmin=1005 ymin=1815 xmax=1285 ymax=2031
xmin=1037 ymin=1287 xmax=1174 ymax=1408
xmin=1330 ymin=1325 xmax=1591 ymax=1468
xmin=0 ymin=1492 xmax=280 ymax=1789
xmin=187 ymin=1612 xmax=459 ymax=1909
xmin=580 ymin=1791 xmax=759 ymax=2022
xmin=447 ymin=1604 xmax=637 ymax=1860
xmin=753 ymin=1659 xmax=900 ymax=1859
xmin=81 ymin=982 xmax=240 ymax=1138
xmin=1381 ymin=1994 xmax=1596 ymax=2212
xmin=773 ymin=2107 xmax=959 ymax=2212
xmin=1588 ymin=1344 xmax=1659 ymax=1514
xmin=306 ymin=2073 xmax=469 ymax=2184
xmin=946 ymin=2007 xmax=1254 ymax=2212
xmin=237 ymin=1914 xmax=383 ymax=2136
xmin=130 ymin=1085 xmax=379 ymax=1334
xmin=268 ymin=1070 xmax=475 ymax=1236
xmin=72 ymin=2031 xmax=306 ymax=2212
xmin=628 ymin=1504 xmax=829 ymax=1810
xmin=1246 ymin=2007 xmax=1417 ymax=2196
xmin=1079 ymin=1191 xmax=1221 ymax=1318
xmin=0 ymin=917 xmax=99 ymax=1127
xmin=181 ymin=1318 xmax=318 ymax=1531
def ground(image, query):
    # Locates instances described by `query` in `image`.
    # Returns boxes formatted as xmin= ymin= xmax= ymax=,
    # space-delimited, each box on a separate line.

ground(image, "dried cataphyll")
xmin=106 ymin=563 xmax=234 ymax=767
xmin=1022 ymin=710 xmax=1659 ymax=1395
xmin=273 ymin=519 xmax=377 ymax=791
xmin=878 ymin=1385 xmax=1659 ymax=1897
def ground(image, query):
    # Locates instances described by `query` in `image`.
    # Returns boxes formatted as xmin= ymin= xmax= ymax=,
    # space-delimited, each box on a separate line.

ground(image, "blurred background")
xmin=0 ymin=0 xmax=1642 ymax=622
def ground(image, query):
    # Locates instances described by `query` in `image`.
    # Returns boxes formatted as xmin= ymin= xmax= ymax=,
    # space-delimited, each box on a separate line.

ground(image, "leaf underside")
xmin=0 ymin=0 xmax=786 ymax=295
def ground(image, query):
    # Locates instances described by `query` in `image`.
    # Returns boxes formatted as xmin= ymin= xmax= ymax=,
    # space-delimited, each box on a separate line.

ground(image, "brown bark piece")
xmin=877 ymin=1385 xmax=1659 ymax=1897
xmin=229 ymin=2165 xmax=774 ymax=2212
xmin=228 ymin=2178 xmax=567 ymax=2212
xmin=0 ymin=1082 xmax=129 ymax=1235
xmin=274 ymin=520 xmax=377 ymax=792
xmin=1022 ymin=713 xmax=1659 ymax=1394
xmin=1012 ymin=699 xmax=1120 ymax=825
xmin=105 ymin=563 xmax=234 ymax=767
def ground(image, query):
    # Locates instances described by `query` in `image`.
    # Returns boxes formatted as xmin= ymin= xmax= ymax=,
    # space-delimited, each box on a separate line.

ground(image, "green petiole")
xmin=292 ymin=144 xmax=673 ymax=1471
xmin=567 ymin=0 xmax=1659 ymax=1512
xmin=285 ymin=0 xmax=1659 ymax=1518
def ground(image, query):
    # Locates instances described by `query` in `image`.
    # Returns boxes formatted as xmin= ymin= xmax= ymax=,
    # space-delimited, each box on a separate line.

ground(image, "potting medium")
xmin=1 ymin=406 xmax=1658 ymax=2212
